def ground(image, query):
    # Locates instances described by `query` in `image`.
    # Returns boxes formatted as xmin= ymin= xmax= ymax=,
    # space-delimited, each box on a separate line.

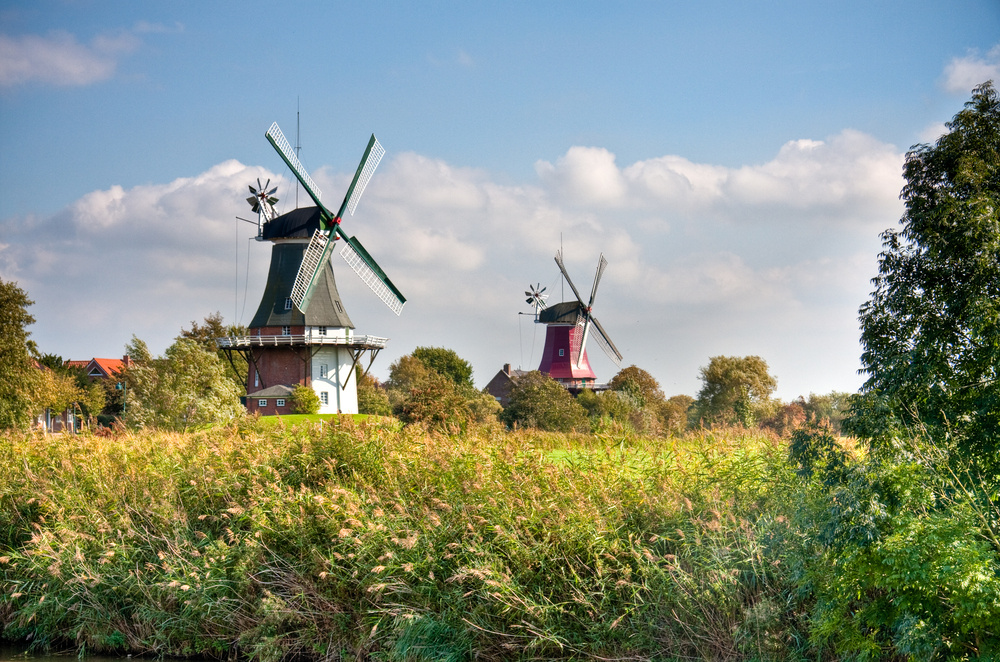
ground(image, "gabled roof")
xmin=247 ymin=384 xmax=295 ymax=398
xmin=86 ymin=357 xmax=126 ymax=378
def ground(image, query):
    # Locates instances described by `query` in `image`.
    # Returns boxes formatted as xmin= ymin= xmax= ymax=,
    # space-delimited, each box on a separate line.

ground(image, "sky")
xmin=2 ymin=1 xmax=999 ymax=400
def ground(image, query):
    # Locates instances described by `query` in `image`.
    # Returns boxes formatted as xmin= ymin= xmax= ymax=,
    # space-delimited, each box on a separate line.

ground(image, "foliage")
xmin=290 ymin=384 xmax=320 ymax=415
xmin=782 ymin=432 xmax=1000 ymax=659
xmin=122 ymin=335 xmax=243 ymax=430
xmin=660 ymin=394 xmax=694 ymax=434
xmin=850 ymin=81 xmax=1000 ymax=468
xmin=500 ymin=370 xmax=589 ymax=432
xmin=356 ymin=372 xmax=392 ymax=416
xmin=693 ymin=355 xmax=778 ymax=427
xmin=0 ymin=279 xmax=41 ymax=431
xmin=411 ymin=346 xmax=474 ymax=388
xmin=608 ymin=365 xmax=665 ymax=408
xmin=181 ymin=312 xmax=248 ymax=395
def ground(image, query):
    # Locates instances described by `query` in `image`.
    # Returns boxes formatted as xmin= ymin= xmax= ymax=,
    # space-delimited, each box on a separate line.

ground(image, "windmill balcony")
xmin=216 ymin=334 xmax=388 ymax=350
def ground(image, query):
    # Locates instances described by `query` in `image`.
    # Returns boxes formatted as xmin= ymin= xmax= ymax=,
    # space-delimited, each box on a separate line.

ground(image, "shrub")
xmin=500 ymin=370 xmax=588 ymax=432
xmin=290 ymin=384 xmax=320 ymax=414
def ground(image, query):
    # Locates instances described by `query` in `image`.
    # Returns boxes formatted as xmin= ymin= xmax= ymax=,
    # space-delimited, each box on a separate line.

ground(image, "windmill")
xmin=246 ymin=178 xmax=279 ymax=234
xmin=525 ymin=282 xmax=548 ymax=316
xmin=265 ymin=123 xmax=405 ymax=316
xmin=217 ymin=123 xmax=402 ymax=416
xmin=535 ymin=250 xmax=622 ymax=387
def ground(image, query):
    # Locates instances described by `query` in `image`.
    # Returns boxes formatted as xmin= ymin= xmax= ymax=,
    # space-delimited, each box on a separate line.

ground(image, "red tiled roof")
xmin=88 ymin=357 xmax=126 ymax=377
xmin=64 ymin=360 xmax=89 ymax=369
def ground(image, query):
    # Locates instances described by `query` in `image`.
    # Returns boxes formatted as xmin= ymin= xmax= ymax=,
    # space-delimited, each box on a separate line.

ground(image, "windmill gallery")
xmin=217 ymin=123 xmax=623 ymax=416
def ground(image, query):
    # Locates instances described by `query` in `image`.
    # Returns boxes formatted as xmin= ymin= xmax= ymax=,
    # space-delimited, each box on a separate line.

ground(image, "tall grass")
xmin=1 ymin=420 xmax=808 ymax=660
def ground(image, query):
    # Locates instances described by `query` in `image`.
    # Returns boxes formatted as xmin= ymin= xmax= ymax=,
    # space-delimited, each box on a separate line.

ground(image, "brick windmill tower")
xmin=533 ymin=250 xmax=622 ymax=389
xmin=219 ymin=123 xmax=405 ymax=415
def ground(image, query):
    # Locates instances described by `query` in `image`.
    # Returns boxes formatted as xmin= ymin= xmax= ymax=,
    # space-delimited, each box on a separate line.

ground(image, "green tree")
xmin=660 ymin=394 xmax=694 ymax=434
xmin=122 ymin=335 xmax=242 ymax=430
xmin=849 ymin=81 xmax=1000 ymax=466
xmin=693 ymin=355 xmax=777 ymax=427
xmin=412 ymin=346 xmax=474 ymax=388
xmin=501 ymin=371 xmax=589 ymax=433
xmin=291 ymin=384 xmax=320 ymax=414
xmin=608 ymin=365 xmax=665 ymax=409
xmin=0 ymin=280 xmax=41 ymax=430
xmin=181 ymin=312 xmax=248 ymax=395
xmin=357 ymin=371 xmax=392 ymax=416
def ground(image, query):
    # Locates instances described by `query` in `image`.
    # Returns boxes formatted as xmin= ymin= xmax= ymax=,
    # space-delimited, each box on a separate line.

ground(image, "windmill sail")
xmin=265 ymin=122 xmax=405 ymax=315
xmin=553 ymin=250 xmax=621 ymax=368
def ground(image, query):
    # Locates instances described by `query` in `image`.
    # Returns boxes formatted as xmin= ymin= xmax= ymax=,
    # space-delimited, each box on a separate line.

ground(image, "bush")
xmin=290 ymin=384 xmax=320 ymax=414
xmin=500 ymin=371 xmax=589 ymax=432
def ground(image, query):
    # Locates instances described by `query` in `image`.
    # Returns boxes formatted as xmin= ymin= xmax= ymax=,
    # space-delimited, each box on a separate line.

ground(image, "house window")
xmin=320 ymin=392 xmax=329 ymax=405
xmin=319 ymin=364 xmax=328 ymax=378
xmin=318 ymin=326 xmax=327 ymax=335
xmin=276 ymin=399 xmax=285 ymax=407
xmin=258 ymin=399 xmax=267 ymax=407
xmin=559 ymin=348 xmax=565 ymax=357
xmin=281 ymin=326 xmax=291 ymax=335
xmin=284 ymin=297 xmax=293 ymax=310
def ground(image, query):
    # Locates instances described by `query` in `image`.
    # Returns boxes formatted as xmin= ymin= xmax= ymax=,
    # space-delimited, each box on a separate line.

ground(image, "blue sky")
xmin=2 ymin=1 xmax=999 ymax=399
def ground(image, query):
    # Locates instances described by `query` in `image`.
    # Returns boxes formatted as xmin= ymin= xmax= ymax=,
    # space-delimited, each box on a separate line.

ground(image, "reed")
xmin=1 ymin=419 xmax=807 ymax=660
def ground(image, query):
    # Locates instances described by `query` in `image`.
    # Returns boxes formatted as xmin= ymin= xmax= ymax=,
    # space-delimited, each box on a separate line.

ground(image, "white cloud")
xmin=0 ymin=28 xmax=146 ymax=87
xmin=942 ymin=45 xmax=1000 ymax=94
xmin=2 ymin=132 xmax=902 ymax=400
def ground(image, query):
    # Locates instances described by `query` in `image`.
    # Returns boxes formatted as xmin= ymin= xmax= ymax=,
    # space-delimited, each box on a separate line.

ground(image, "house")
xmin=484 ymin=364 xmax=530 ymax=408
xmin=33 ymin=355 xmax=130 ymax=433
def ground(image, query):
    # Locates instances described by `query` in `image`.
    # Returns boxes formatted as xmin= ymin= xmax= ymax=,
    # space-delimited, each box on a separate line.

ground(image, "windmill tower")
xmin=218 ymin=123 xmax=405 ymax=415
xmin=535 ymin=250 xmax=622 ymax=389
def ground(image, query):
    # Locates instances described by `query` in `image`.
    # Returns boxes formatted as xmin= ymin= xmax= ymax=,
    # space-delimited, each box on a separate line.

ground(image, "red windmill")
xmin=535 ymin=250 xmax=622 ymax=388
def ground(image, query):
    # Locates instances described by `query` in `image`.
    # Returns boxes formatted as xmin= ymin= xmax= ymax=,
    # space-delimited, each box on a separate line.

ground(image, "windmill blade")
xmin=339 ymin=235 xmax=406 ymax=316
xmin=554 ymin=250 xmax=586 ymax=305
xmin=337 ymin=134 xmax=385 ymax=218
xmin=266 ymin=122 xmax=326 ymax=211
xmin=588 ymin=253 xmax=608 ymax=307
xmin=576 ymin=314 xmax=593 ymax=368
xmin=289 ymin=229 xmax=337 ymax=312
xmin=589 ymin=315 xmax=623 ymax=366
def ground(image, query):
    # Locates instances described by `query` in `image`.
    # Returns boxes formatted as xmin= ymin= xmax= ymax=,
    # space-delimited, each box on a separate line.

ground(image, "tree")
xmin=291 ymin=384 xmax=320 ymax=414
xmin=181 ymin=312 xmax=248 ymax=395
xmin=850 ymin=81 xmax=1000 ymax=465
xmin=500 ymin=371 xmax=589 ymax=433
xmin=608 ymin=365 xmax=665 ymax=409
xmin=660 ymin=394 xmax=694 ymax=434
xmin=693 ymin=355 xmax=777 ymax=427
xmin=357 ymin=371 xmax=392 ymax=416
xmin=122 ymin=335 xmax=243 ymax=430
xmin=412 ymin=346 xmax=474 ymax=388
xmin=0 ymin=280 xmax=41 ymax=430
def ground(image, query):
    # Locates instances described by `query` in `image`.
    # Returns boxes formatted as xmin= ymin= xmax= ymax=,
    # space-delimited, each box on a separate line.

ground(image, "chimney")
xmin=503 ymin=363 xmax=511 ymax=375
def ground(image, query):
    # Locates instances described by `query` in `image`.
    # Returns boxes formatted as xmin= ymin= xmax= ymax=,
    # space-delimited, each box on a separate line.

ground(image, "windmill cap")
xmin=262 ymin=206 xmax=324 ymax=240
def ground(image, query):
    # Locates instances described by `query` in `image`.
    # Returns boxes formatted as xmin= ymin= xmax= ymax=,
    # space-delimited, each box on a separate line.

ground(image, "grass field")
xmin=1 ymin=418 xmax=996 ymax=660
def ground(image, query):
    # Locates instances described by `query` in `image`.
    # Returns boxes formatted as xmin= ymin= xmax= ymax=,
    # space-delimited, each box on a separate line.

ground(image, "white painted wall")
xmin=311 ymin=343 xmax=358 ymax=414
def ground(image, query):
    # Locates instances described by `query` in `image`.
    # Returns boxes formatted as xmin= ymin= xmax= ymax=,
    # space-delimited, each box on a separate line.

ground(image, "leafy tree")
xmin=122 ymin=335 xmax=242 ymax=430
xmin=608 ymin=365 xmax=665 ymax=408
xmin=291 ymin=384 xmax=320 ymax=414
xmin=693 ymin=355 xmax=777 ymax=427
xmin=412 ymin=346 xmax=474 ymax=388
xmin=0 ymin=279 xmax=41 ymax=430
xmin=660 ymin=394 xmax=694 ymax=434
xmin=357 ymin=371 xmax=392 ymax=416
xmin=181 ymin=312 xmax=248 ymax=395
xmin=501 ymin=371 xmax=589 ymax=433
xmin=849 ymin=81 xmax=1000 ymax=466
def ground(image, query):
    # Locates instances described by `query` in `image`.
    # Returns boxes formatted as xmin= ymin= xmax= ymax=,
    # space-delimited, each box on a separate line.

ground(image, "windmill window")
xmin=276 ymin=399 xmax=285 ymax=407
xmin=320 ymin=392 xmax=329 ymax=405
xmin=559 ymin=349 xmax=565 ymax=357
xmin=281 ymin=326 xmax=291 ymax=335
xmin=258 ymin=399 xmax=267 ymax=407
xmin=318 ymin=326 xmax=327 ymax=335
xmin=254 ymin=370 xmax=259 ymax=387
xmin=335 ymin=301 xmax=343 ymax=313
xmin=319 ymin=364 xmax=328 ymax=378
xmin=284 ymin=298 xmax=293 ymax=310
